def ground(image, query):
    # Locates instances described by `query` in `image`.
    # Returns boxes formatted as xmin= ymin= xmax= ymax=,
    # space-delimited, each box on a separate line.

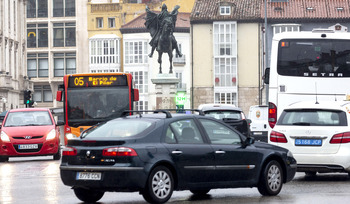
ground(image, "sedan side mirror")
xmin=243 ymin=137 xmax=255 ymax=148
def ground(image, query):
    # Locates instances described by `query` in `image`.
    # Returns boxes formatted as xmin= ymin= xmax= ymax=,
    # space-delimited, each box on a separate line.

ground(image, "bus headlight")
xmin=66 ymin=133 xmax=79 ymax=140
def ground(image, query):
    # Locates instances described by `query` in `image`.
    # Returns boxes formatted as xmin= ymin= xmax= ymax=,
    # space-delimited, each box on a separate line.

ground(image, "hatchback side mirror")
xmin=57 ymin=120 xmax=65 ymax=126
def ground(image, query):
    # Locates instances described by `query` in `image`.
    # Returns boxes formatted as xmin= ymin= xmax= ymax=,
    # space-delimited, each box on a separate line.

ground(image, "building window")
xmin=272 ymin=24 xmax=300 ymax=35
xmin=219 ymin=6 xmax=231 ymax=15
xmin=126 ymin=71 xmax=148 ymax=94
xmin=96 ymin=18 xmax=103 ymax=28
xmin=54 ymin=53 xmax=76 ymax=77
xmin=89 ymin=38 xmax=120 ymax=73
xmin=27 ymin=24 xmax=48 ymax=48
xmin=173 ymin=43 xmax=185 ymax=65
xmin=53 ymin=23 xmax=76 ymax=47
xmin=53 ymin=0 xmax=75 ymax=17
xmin=215 ymin=92 xmax=237 ymax=105
xmin=27 ymin=0 xmax=48 ymax=18
xmin=27 ymin=53 xmax=49 ymax=78
xmin=108 ymin=18 xmax=115 ymax=28
xmin=124 ymin=41 xmax=148 ymax=64
xmin=135 ymin=100 xmax=148 ymax=111
xmin=175 ymin=72 xmax=185 ymax=89
xmin=213 ymin=22 xmax=237 ymax=106
xmin=33 ymin=85 xmax=53 ymax=103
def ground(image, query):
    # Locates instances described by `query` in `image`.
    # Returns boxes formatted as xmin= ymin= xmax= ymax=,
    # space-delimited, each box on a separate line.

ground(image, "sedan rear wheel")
xmin=258 ymin=160 xmax=283 ymax=196
xmin=73 ymin=188 xmax=104 ymax=203
xmin=142 ymin=166 xmax=174 ymax=204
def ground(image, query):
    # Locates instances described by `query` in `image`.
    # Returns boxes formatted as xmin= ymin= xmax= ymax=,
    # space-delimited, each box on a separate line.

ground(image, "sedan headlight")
xmin=0 ymin=131 xmax=10 ymax=142
xmin=46 ymin=129 xmax=57 ymax=140
xmin=287 ymin=150 xmax=294 ymax=158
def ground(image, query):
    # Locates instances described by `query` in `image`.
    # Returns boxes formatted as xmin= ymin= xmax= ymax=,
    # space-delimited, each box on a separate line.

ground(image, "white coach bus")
xmin=265 ymin=25 xmax=350 ymax=129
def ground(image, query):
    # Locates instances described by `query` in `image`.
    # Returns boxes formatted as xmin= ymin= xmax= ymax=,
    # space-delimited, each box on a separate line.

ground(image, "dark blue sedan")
xmin=60 ymin=110 xmax=296 ymax=203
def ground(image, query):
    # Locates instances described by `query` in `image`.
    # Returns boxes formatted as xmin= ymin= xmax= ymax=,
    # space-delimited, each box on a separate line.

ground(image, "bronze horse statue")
xmin=145 ymin=5 xmax=182 ymax=74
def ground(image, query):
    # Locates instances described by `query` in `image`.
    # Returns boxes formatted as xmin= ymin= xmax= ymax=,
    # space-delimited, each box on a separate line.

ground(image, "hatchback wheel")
xmin=142 ymin=166 xmax=174 ymax=204
xmin=0 ymin=156 xmax=9 ymax=162
xmin=258 ymin=160 xmax=283 ymax=196
xmin=53 ymin=146 xmax=61 ymax=160
xmin=73 ymin=188 xmax=104 ymax=203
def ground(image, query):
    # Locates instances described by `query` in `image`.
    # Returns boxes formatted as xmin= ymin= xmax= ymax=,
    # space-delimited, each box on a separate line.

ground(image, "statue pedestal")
xmin=151 ymin=73 xmax=180 ymax=109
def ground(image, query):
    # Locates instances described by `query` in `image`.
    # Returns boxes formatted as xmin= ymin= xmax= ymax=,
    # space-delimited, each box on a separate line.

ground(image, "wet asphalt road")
xmin=1 ymin=156 xmax=350 ymax=204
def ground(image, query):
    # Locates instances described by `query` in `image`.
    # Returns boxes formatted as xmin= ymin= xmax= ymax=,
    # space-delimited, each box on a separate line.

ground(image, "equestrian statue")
xmin=145 ymin=4 xmax=183 ymax=74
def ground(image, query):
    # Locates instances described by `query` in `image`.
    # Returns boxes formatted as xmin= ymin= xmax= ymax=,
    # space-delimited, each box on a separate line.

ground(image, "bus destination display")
xmin=68 ymin=75 xmax=127 ymax=87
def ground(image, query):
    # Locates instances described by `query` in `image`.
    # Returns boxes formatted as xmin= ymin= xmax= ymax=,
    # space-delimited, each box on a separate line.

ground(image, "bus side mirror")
xmin=264 ymin=68 xmax=270 ymax=84
xmin=56 ymin=91 xmax=63 ymax=102
xmin=134 ymin=89 xmax=139 ymax=101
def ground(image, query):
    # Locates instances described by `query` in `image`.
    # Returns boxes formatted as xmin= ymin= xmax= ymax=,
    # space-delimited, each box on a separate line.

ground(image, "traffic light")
xmin=23 ymin=90 xmax=34 ymax=107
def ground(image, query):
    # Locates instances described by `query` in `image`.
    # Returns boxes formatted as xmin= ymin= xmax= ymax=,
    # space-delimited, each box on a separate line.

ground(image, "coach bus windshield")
xmin=277 ymin=39 xmax=350 ymax=77
xmin=66 ymin=87 xmax=129 ymax=126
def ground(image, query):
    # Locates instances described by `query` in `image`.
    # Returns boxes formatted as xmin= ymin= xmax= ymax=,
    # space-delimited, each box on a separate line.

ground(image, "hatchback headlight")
xmin=287 ymin=150 xmax=294 ymax=158
xmin=0 ymin=131 xmax=10 ymax=142
xmin=46 ymin=129 xmax=56 ymax=140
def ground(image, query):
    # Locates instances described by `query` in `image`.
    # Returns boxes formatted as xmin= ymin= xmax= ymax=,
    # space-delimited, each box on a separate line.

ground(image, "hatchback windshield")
xmin=4 ymin=111 xmax=52 ymax=127
xmin=278 ymin=109 xmax=347 ymax=126
xmin=82 ymin=120 xmax=153 ymax=138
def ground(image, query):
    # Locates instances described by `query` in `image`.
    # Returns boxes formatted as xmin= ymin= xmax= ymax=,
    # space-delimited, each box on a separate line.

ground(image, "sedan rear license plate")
xmin=295 ymin=139 xmax=322 ymax=146
xmin=18 ymin=144 xmax=38 ymax=149
xmin=76 ymin=172 xmax=102 ymax=180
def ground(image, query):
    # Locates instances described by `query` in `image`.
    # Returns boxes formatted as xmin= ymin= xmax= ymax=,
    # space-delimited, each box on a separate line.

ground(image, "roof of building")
xmin=191 ymin=0 xmax=350 ymax=24
xmin=120 ymin=12 xmax=191 ymax=34
xmin=190 ymin=0 xmax=262 ymax=23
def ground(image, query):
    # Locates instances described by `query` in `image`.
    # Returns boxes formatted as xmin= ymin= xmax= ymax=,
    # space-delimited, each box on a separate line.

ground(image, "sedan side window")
xmin=168 ymin=119 xmax=204 ymax=144
xmin=199 ymin=119 xmax=241 ymax=145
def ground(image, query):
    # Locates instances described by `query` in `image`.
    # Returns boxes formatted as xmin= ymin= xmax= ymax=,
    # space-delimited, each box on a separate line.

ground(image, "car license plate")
xmin=18 ymin=144 xmax=38 ymax=149
xmin=76 ymin=172 xmax=102 ymax=180
xmin=295 ymin=139 xmax=322 ymax=146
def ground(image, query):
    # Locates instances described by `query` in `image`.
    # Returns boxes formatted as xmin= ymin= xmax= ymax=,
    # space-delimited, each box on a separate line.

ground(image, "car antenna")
xmin=315 ymin=82 xmax=319 ymax=104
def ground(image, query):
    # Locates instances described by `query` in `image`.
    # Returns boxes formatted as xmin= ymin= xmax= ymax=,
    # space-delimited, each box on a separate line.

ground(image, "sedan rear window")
xmin=82 ymin=120 xmax=153 ymax=138
xmin=278 ymin=109 xmax=347 ymax=126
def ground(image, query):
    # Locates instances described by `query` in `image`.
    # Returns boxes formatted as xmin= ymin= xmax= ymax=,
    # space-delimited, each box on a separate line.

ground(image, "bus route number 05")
xmin=74 ymin=77 xmax=84 ymax=86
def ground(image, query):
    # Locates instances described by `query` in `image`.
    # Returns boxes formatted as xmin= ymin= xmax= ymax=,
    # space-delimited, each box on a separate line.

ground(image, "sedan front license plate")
xmin=76 ymin=172 xmax=102 ymax=180
xmin=18 ymin=144 xmax=38 ymax=149
xmin=295 ymin=139 xmax=322 ymax=146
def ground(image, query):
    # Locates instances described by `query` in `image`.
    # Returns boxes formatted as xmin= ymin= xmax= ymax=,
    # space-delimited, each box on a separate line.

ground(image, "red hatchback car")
xmin=0 ymin=108 xmax=62 ymax=162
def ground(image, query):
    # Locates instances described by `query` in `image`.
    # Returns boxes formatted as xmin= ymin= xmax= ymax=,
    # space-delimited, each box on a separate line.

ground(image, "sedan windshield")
xmin=278 ymin=109 xmax=347 ymax=126
xmin=4 ymin=111 xmax=52 ymax=127
xmin=81 ymin=120 xmax=153 ymax=138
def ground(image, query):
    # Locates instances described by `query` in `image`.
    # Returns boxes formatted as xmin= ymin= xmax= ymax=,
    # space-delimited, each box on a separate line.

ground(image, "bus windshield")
xmin=67 ymin=87 xmax=129 ymax=126
xmin=277 ymin=39 xmax=350 ymax=77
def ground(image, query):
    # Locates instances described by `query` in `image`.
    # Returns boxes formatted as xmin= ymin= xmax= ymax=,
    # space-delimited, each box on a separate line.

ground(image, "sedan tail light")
xmin=62 ymin=147 xmax=77 ymax=156
xmin=330 ymin=132 xmax=350 ymax=144
xmin=270 ymin=131 xmax=288 ymax=143
xmin=102 ymin=147 xmax=138 ymax=157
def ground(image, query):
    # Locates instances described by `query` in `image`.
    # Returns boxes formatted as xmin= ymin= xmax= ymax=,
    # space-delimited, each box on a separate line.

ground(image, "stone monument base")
xmin=151 ymin=73 xmax=179 ymax=110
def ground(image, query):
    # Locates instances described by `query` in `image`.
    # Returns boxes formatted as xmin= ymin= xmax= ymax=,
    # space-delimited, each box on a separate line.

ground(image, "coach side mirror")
xmin=264 ymin=68 xmax=270 ymax=84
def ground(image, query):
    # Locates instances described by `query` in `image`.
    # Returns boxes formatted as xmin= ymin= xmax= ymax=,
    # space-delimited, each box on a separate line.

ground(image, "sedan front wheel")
xmin=142 ymin=166 xmax=174 ymax=204
xmin=258 ymin=160 xmax=283 ymax=196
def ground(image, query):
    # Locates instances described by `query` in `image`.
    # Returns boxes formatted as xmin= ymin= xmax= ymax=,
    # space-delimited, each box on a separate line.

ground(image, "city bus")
xmin=56 ymin=73 xmax=139 ymax=145
xmin=265 ymin=26 xmax=350 ymax=129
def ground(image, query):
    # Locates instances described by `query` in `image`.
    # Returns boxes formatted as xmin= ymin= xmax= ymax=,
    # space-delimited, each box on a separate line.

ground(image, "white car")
xmin=269 ymin=100 xmax=350 ymax=176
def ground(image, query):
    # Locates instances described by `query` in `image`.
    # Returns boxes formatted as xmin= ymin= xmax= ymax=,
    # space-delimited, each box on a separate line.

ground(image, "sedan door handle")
xmin=172 ymin=150 xmax=183 ymax=155
xmin=215 ymin=150 xmax=226 ymax=154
